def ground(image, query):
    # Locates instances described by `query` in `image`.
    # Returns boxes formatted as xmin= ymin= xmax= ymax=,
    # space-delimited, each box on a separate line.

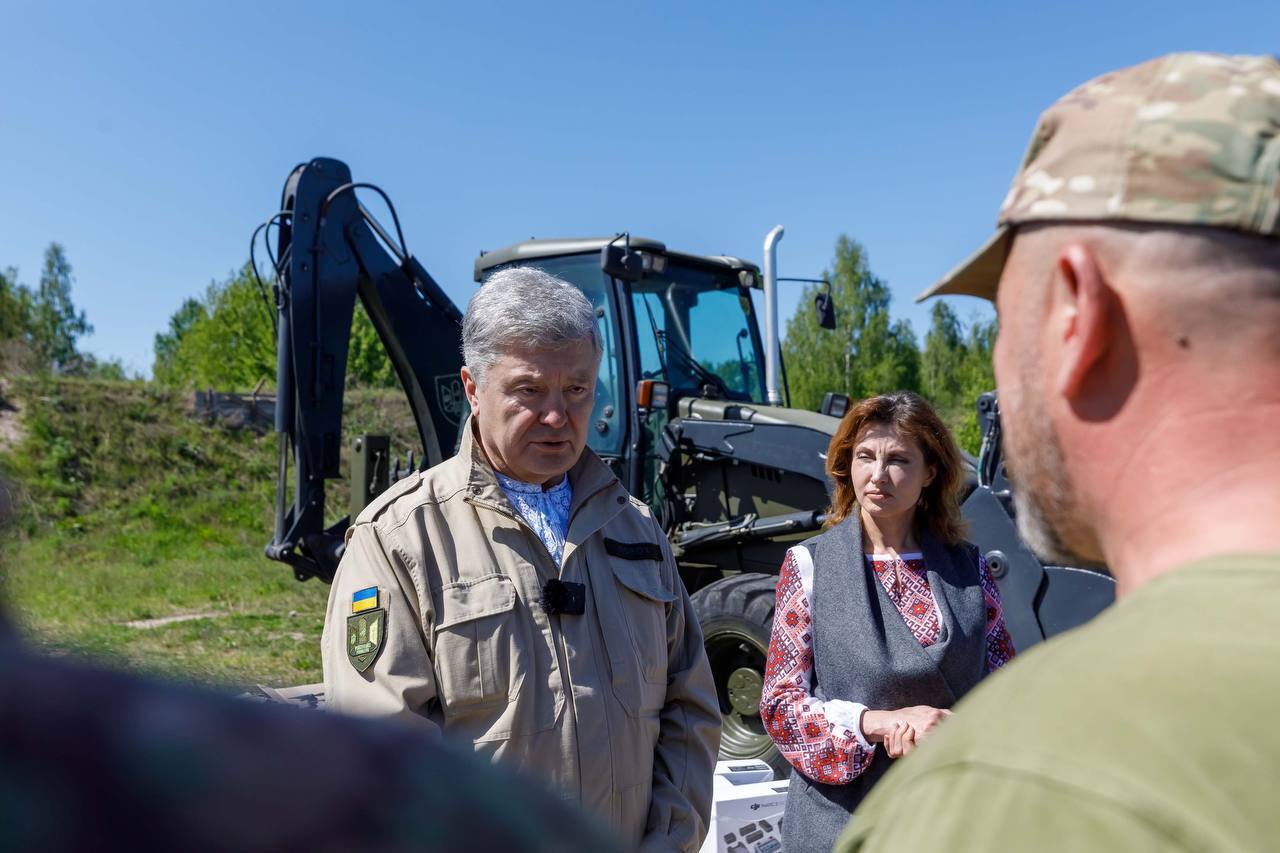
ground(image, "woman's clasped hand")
xmin=862 ymin=706 xmax=952 ymax=758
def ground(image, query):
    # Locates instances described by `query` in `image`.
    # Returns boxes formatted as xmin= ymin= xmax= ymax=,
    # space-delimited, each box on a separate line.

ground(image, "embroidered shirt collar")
xmin=495 ymin=472 xmax=570 ymax=495
xmin=495 ymin=471 xmax=573 ymax=567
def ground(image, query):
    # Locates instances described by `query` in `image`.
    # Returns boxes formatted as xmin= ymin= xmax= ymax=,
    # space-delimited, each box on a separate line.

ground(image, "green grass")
xmin=0 ymin=375 xmax=417 ymax=690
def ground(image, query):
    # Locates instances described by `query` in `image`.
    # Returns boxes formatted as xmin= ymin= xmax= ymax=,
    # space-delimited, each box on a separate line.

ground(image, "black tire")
xmin=690 ymin=572 xmax=790 ymax=780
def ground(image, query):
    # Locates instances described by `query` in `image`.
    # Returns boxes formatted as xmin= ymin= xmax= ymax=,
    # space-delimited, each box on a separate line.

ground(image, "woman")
xmin=761 ymin=391 xmax=1016 ymax=852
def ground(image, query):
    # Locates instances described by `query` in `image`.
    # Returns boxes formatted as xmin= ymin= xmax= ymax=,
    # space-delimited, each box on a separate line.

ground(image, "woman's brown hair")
xmin=824 ymin=391 xmax=966 ymax=546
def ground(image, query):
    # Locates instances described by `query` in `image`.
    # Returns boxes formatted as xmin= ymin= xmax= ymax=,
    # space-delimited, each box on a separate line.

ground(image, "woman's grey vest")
xmin=781 ymin=515 xmax=988 ymax=853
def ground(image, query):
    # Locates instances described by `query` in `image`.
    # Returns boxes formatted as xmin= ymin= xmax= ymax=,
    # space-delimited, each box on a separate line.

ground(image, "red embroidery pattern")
xmin=761 ymin=548 xmax=1018 ymax=784
xmin=870 ymin=553 xmax=1016 ymax=672
xmin=870 ymin=556 xmax=940 ymax=646
xmin=760 ymin=551 xmax=873 ymax=784
xmin=979 ymin=556 xmax=1016 ymax=671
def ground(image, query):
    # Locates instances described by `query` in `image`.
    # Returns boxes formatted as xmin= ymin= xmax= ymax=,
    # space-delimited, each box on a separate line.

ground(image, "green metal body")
xmin=349 ymin=435 xmax=390 ymax=524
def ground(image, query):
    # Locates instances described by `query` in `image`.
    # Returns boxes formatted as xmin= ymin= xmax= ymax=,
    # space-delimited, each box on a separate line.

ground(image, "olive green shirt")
xmin=838 ymin=553 xmax=1280 ymax=853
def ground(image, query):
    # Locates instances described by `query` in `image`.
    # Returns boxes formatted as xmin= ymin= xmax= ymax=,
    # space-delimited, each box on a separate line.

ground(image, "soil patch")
xmin=0 ymin=383 xmax=21 ymax=452
xmin=124 ymin=610 xmax=226 ymax=630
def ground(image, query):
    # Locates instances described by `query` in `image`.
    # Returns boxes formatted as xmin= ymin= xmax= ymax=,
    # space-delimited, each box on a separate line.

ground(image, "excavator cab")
xmin=473 ymin=237 xmax=774 ymax=513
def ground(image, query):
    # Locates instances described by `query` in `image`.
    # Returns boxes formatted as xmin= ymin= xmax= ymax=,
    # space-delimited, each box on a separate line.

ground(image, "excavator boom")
xmin=264 ymin=158 xmax=464 ymax=582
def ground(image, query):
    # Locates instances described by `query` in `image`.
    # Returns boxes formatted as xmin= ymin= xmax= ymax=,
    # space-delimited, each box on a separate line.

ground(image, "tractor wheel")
xmin=690 ymin=573 xmax=790 ymax=780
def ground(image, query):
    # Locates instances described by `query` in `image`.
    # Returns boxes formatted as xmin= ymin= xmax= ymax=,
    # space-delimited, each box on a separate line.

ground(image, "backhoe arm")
xmin=263 ymin=157 xmax=464 ymax=582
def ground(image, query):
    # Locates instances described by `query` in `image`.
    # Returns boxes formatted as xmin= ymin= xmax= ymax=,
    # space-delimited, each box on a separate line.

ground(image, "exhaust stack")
xmin=763 ymin=225 xmax=785 ymax=405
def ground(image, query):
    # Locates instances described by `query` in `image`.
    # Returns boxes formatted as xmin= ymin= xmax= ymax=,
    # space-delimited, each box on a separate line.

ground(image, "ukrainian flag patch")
xmin=351 ymin=586 xmax=379 ymax=614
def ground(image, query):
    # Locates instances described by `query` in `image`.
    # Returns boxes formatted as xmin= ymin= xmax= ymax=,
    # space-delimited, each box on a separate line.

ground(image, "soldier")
xmin=0 ymin=632 xmax=624 ymax=852
xmin=0 ymin=483 xmax=621 ymax=852
xmin=839 ymin=52 xmax=1280 ymax=851
xmin=322 ymin=266 xmax=721 ymax=852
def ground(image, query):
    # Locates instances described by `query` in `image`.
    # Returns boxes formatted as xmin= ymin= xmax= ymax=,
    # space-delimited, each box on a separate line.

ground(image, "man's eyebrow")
xmin=501 ymin=369 xmax=595 ymax=387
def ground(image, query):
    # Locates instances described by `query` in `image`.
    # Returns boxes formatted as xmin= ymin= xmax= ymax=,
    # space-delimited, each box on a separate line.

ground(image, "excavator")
xmin=259 ymin=157 xmax=1115 ymax=773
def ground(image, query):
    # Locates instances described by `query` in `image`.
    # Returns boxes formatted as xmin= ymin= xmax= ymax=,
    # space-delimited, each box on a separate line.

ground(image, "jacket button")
xmin=616 ymin=496 xmax=625 ymax=504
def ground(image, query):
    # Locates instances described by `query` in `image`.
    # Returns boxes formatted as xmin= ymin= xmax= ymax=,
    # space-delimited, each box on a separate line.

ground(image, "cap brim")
xmin=915 ymin=226 xmax=1011 ymax=303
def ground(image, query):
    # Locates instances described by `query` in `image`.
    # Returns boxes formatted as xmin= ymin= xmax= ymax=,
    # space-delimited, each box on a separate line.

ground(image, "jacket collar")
xmin=456 ymin=416 xmax=624 ymax=536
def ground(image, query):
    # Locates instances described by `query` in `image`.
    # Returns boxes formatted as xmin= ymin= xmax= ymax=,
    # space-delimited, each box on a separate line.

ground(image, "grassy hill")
xmin=0 ymin=375 xmax=419 ymax=690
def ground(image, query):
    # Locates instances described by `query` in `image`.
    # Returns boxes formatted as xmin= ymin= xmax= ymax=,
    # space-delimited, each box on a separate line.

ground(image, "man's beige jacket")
xmin=322 ymin=422 xmax=721 ymax=851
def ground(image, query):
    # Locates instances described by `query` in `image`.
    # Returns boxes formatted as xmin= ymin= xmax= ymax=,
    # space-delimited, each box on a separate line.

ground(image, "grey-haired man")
xmin=322 ymin=266 xmax=720 ymax=852
xmin=840 ymin=52 xmax=1280 ymax=852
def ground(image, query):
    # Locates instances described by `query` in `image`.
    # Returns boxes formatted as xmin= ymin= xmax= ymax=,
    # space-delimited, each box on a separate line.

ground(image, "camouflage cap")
xmin=920 ymin=52 xmax=1280 ymax=301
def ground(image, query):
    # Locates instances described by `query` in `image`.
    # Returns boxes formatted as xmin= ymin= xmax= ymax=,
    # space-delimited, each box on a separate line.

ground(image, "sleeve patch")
xmin=351 ymin=586 xmax=379 ymax=614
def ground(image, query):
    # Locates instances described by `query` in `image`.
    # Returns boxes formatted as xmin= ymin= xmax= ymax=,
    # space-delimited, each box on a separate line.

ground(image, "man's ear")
xmin=460 ymin=366 xmax=480 ymax=410
xmin=1053 ymin=243 xmax=1118 ymax=401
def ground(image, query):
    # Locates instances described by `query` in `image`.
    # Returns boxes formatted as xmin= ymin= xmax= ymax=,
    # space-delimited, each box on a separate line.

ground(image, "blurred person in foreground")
xmin=0 ymin=480 xmax=621 ymax=852
xmin=322 ymin=267 xmax=720 ymax=852
xmin=839 ymin=52 xmax=1280 ymax=852
xmin=760 ymin=392 xmax=1015 ymax=853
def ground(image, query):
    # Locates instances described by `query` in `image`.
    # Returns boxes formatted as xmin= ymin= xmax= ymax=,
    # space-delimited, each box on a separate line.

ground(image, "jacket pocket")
xmin=433 ymin=574 xmax=521 ymax=707
xmin=596 ymin=556 xmax=676 ymax=716
xmin=432 ymin=572 xmax=560 ymax=740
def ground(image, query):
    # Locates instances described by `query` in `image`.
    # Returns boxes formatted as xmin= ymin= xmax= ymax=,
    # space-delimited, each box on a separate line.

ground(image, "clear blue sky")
xmin=2 ymin=0 xmax=1276 ymax=377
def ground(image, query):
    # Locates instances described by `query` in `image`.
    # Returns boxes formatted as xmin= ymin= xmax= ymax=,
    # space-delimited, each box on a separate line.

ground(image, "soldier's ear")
xmin=1053 ymin=243 xmax=1122 ymax=404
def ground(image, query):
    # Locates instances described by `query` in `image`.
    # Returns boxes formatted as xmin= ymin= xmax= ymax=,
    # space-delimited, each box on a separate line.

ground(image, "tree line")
xmin=151 ymin=236 xmax=994 ymax=450
xmin=152 ymin=263 xmax=394 ymax=389
xmin=2 ymin=237 xmax=994 ymax=453
xmin=781 ymin=236 xmax=996 ymax=453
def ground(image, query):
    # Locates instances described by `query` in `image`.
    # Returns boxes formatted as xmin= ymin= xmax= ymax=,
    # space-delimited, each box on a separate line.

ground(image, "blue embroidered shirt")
xmin=496 ymin=472 xmax=573 ymax=566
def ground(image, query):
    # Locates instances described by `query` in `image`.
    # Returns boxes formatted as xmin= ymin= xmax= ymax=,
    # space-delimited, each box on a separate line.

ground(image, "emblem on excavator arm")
xmin=435 ymin=374 xmax=465 ymax=426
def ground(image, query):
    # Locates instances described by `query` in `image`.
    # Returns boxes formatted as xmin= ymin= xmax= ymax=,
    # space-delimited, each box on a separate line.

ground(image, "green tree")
xmin=170 ymin=263 xmax=277 ymax=389
xmin=921 ymin=301 xmax=996 ymax=454
xmin=346 ymin=304 xmax=398 ymax=387
xmin=62 ymin=352 xmax=130 ymax=380
xmin=152 ymin=297 xmax=208 ymax=384
xmin=84 ymin=356 xmax=129 ymax=380
xmin=922 ymin=302 xmax=966 ymax=404
xmin=30 ymin=243 xmax=92 ymax=372
xmin=0 ymin=266 xmax=35 ymax=373
xmin=155 ymin=263 xmax=398 ymax=390
xmin=0 ymin=266 xmax=32 ymax=341
xmin=782 ymin=235 xmax=919 ymax=411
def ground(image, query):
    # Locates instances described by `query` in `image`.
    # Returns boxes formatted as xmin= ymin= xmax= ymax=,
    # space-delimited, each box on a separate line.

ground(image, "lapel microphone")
xmin=540 ymin=579 xmax=586 ymax=616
